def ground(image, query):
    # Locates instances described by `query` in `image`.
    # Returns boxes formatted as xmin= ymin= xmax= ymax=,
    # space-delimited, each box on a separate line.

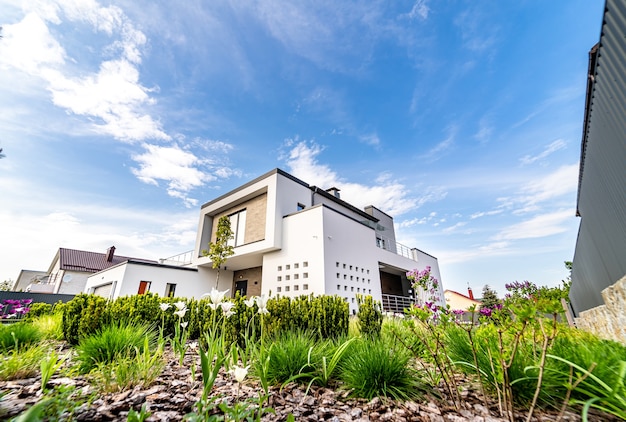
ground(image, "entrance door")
xmin=235 ymin=280 xmax=248 ymax=297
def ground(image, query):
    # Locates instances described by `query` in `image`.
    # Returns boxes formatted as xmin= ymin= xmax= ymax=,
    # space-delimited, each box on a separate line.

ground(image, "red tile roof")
xmin=58 ymin=248 xmax=157 ymax=273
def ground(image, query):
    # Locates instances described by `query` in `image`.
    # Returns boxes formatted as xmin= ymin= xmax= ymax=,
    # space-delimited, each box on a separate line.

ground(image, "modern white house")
xmin=84 ymin=259 xmax=200 ymax=300
xmin=193 ymin=168 xmax=444 ymax=314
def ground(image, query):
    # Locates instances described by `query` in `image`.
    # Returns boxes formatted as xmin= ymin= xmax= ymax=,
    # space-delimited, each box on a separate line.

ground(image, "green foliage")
xmin=356 ymin=295 xmax=382 ymax=338
xmin=201 ymin=215 xmax=235 ymax=289
xmin=0 ymin=321 xmax=41 ymax=351
xmin=339 ymin=337 xmax=426 ymax=401
xmin=265 ymin=295 xmax=349 ymax=339
xmin=127 ymin=404 xmax=151 ymax=422
xmin=13 ymin=384 xmax=95 ymax=422
xmin=90 ymin=336 xmax=165 ymax=392
xmin=32 ymin=313 xmax=64 ymax=340
xmin=107 ymin=293 xmax=162 ymax=327
xmin=62 ymin=294 xmax=109 ymax=345
xmin=75 ymin=322 xmax=157 ymax=374
xmin=40 ymin=350 xmax=65 ymax=392
xmin=223 ymin=292 xmax=257 ymax=348
xmin=24 ymin=302 xmax=53 ymax=320
xmin=445 ymin=321 xmax=626 ymax=418
xmin=261 ymin=330 xmax=318 ymax=385
xmin=480 ymin=284 xmax=500 ymax=310
xmin=0 ymin=343 xmax=46 ymax=380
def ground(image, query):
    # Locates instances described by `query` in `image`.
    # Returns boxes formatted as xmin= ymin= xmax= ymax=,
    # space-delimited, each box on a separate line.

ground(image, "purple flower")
xmin=452 ymin=309 xmax=465 ymax=315
xmin=21 ymin=299 xmax=33 ymax=305
xmin=479 ymin=308 xmax=492 ymax=317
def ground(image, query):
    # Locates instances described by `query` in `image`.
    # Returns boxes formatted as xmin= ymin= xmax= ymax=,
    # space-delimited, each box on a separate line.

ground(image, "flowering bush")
xmin=406 ymin=266 xmax=443 ymax=319
xmin=0 ymin=298 xmax=32 ymax=319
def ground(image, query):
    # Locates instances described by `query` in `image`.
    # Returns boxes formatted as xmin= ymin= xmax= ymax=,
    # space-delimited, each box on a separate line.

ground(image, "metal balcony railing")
xmin=159 ymin=250 xmax=194 ymax=266
xmin=375 ymin=236 xmax=416 ymax=261
xmin=381 ymin=294 xmax=415 ymax=314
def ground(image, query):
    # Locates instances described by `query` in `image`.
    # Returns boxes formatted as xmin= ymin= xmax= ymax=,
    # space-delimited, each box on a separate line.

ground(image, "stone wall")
xmin=575 ymin=275 xmax=626 ymax=345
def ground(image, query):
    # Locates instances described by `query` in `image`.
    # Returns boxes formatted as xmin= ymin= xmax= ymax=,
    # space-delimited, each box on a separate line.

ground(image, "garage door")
xmin=93 ymin=283 xmax=113 ymax=298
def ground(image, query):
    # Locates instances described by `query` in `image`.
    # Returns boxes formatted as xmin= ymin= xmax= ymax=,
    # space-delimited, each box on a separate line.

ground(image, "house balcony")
xmin=375 ymin=236 xmax=416 ymax=261
xmin=27 ymin=283 xmax=55 ymax=294
xmin=381 ymin=293 xmax=415 ymax=314
xmin=159 ymin=250 xmax=194 ymax=266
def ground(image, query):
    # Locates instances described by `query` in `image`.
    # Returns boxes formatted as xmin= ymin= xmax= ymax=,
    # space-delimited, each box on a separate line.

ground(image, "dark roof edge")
xmin=577 ymin=42 xmax=600 ymax=216
xmin=90 ymin=259 xmax=198 ymax=276
xmin=201 ymin=168 xmax=310 ymax=209
xmin=311 ymin=186 xmax=378 ymax=222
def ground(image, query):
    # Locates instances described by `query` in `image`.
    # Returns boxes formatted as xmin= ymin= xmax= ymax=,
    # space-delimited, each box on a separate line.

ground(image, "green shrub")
xmin=107 ymin=293 xmax=162 ymax=327
xmin=356 ymin=295 xmax=382 ymax=338
xmin=89 ymin=337 xmax=165 ymax=392
xmin=224 ymin=293 xmax=257 ymax=348
xmin=261 ymin=330 xmax=319 ymax=385
xmin=265 ymin=295 xmax=349 ymax=339
xmin=24 ymin=302 xmax=53 ymax=320
xmin=33 ymin=313 xmax=64 ymax=340
xmin=0 ymin=343 xmax=46 ymax=380
xmin=75 ymin=322 xmax=156 ymax=374
xmin=0 ymin=321 xmax=41 ymax=351
xmin=340 ymin=337 xmax=426 ymax=401
xmin=62 ymin=294 xmax=109 ymax=345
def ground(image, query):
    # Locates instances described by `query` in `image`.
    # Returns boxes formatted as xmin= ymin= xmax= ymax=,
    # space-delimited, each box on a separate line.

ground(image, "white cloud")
xmin=453 ymin=7 xmax=499 ymax=53
xmin=497 ymin=164 xmax=579 ymax=214
xmin=470 ymin=209 xmax=503 ymax=219
xmin=519 ymin=139 xmax=567 ymax=166
xmin=420 ymin=127 xmax=456 ymax=161
xmin=131 ymin=143 xmax=220 ymax=207
xmin=494 ymin=209 xmax=575 ymax=240
xmin=436 ymin=241 xmax=511 ymax=264
xmin=283 ymin=140 xmax=446 ymax=216
xmin=0 ymin=170 xmax=200 ymax=282
xmin=360 ymin=133 xmax=381 ymax=147
xmin=0 ymin=1 xmax=167 ymax=143
xmin=405 ymin=0 xmax=430 ymax=20
xmin=0 ymin=13 xmax=66 ymax=74
xmin=442 ymin=221 xmax=466 ymax=234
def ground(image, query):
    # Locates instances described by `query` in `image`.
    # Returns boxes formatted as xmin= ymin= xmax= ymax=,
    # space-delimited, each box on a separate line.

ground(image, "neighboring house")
xmin=570 ymin=0 xmax=626 ymax=316
xmin=12 ymin=270 xmax=49 ymax=292
xmin=84 ymin=259 xmax=201 ymax=300
xmin=193 ymin=168 xmax=444 ymax=314
xmin=33 ymin=246 xmax=157 ymax=295
xmin=444 ymin=288 xmax=480 ymax=311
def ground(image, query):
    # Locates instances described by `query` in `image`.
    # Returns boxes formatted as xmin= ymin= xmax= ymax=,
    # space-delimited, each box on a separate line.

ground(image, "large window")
xmin=228 ymin=209 xmax=247 ymax=247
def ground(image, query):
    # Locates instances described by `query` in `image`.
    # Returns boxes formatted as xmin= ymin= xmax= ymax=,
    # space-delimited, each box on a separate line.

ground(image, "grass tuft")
xmin=0 ymin=321 xmax=41 ymax=352
xmin=339 ymin=337 xmax=426 ymax=401
xmin=75 ymin=321 xmax=157 ymax=374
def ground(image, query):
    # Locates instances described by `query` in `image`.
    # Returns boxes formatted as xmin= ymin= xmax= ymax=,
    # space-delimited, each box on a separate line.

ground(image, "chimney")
xmin=105 ymin=246 xmax=116 ymax=262
xmin=468 ymin=286 xmax=474 ymax=300
xmin=326 ymin=187 xmax=341 ymax=199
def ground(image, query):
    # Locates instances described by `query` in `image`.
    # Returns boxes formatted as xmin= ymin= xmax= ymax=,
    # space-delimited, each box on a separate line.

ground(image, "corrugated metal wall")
xmin=570 ymin=0 xmax=626 ymax=315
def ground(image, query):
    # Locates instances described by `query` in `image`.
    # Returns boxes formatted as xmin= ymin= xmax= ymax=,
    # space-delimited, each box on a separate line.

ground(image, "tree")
xmin=480 ymin=284 xmax=500 ymax=310
xmin=201 ymin=215 xmax=235 ymax=290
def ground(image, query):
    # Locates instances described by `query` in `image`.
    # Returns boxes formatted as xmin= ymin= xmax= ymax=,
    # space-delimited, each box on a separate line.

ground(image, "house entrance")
xmin=235 ymin=280 xmax=248 ymax=297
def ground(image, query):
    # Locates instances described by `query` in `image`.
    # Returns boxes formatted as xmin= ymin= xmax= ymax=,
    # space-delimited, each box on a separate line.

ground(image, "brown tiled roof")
xmin=58 ymin=248 xmax=157 ymax=273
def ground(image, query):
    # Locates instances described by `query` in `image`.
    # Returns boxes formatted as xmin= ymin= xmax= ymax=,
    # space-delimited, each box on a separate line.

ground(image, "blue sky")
xmin=0 ymin=0 xmax=604 ymax=296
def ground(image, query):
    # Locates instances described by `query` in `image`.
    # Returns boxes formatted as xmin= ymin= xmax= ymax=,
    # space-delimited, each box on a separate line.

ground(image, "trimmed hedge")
xmin=62 ymin=292 xmax=349 ymax=345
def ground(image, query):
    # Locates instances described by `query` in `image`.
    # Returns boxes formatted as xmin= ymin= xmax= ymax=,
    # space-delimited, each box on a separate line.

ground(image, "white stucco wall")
xmin=262 ymin=205 xmax=327 ymax=298
xmin=86 ymin=262 xmax=207 ymax=300
xmin=57 ymin=270 xmax=91 ymax=295
xmin=321 ymin=206 xmax=383 ymax=314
